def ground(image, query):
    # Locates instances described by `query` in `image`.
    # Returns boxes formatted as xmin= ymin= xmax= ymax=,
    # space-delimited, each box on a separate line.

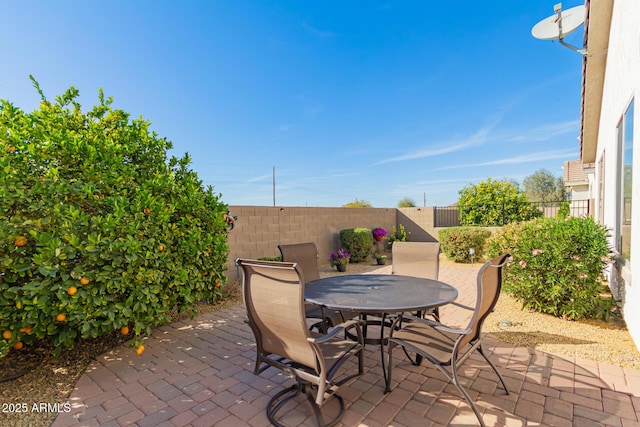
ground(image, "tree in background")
xmin=343 ymin=198 xmax=372 ymax=208
xmin=397 ymin=197 xmax=416 ymax=207
xmin=457 ymin=178 xmax=541 ymax=226
xmin=522 ymin=169 xmax=566 ymax=202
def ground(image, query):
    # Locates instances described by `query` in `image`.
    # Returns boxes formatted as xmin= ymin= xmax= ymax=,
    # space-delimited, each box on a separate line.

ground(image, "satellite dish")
xmin=532 ymin=3 xmax=588 ymax=55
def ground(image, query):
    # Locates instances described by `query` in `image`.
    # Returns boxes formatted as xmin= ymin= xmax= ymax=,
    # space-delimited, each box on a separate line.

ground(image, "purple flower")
xmin=330 ymin=247 xmax=351 ymax=265
xmin=372 ymin=228 xmax=387 ymax=238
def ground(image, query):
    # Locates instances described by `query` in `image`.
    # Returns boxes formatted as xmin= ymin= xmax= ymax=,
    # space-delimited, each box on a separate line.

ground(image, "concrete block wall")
xmin=225 ymin=206 xmax=438 ymax=282
xmin=396 ymin=207 xmax=437 ymax=242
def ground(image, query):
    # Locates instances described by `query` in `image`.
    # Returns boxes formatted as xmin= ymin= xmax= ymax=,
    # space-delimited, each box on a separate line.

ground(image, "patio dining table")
xmin=305 ymin=273 xmax=458 ymax=387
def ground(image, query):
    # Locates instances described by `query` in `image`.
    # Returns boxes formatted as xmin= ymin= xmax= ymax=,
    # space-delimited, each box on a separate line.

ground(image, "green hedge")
xmin=339 ymin=228 xmax=373 ymax=262
xmin=438 ymin=227 xmax=492 ymax=263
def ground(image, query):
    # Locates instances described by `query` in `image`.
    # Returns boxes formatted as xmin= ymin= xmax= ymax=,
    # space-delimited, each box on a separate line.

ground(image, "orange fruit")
xmin=14 ymin=236 xmax=27 ymax=247
xmin=214 ymin=282 xmax=221 ymax=288
xmin=16 ymin=301 xmax=22 ymax=309
xmin=2 ymin=330 xmax=12 ymax=340
xmin=13 ymin=342 xmax=23 ymax=350
xmin=120 ymin=326 xmax=129 ymax=335
xmin=143 ymin=207 xmax=151 ymax=215
xmin=80 ymin=277 xmax=90 ymax=285
xmin=135 ymin=345 xmax=145 ymax=355
xmin=8 ymin=145 xmax=16 ymax=153
xmin=56 ymin=313 xmax=66 ymax=322
xmin=67 ymin=286 xmax=78 ymax=295
xmin=19 ymin=326 xmax=32 ymax=334
xmin=158 ymin=245 xmax=165 ymax=252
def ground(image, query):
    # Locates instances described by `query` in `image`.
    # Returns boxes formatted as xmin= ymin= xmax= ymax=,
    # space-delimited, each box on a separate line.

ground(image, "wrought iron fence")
xmin=434 ymin=200 xmax=591 ymax=228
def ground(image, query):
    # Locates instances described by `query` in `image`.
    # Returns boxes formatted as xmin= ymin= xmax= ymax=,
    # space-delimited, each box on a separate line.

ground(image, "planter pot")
xmin=376 ymin=258 xmax=387 ymax=265
xmin=336 ymin=263 xmax=347 ymax=272
xmin=374 ymin=235 xmax=383 ymax=242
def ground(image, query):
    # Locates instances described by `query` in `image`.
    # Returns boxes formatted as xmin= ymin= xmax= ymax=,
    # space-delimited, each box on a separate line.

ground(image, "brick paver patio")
xmin=51 ymin=263 xmax=640 ymax=427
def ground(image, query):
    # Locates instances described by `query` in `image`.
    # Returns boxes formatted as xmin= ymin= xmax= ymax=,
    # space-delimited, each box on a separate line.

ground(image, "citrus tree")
xmin=457 ymin=178 xmax=541 ymax=226
xmin=0 ymin=79 xmax=229 ymax=357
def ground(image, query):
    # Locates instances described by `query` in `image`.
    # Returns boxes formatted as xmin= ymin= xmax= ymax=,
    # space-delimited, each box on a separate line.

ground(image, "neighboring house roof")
xmin=563 ymin=160 xmax=590 ymax=186
xmin=580 ymin=0 xmax=614 ymax=164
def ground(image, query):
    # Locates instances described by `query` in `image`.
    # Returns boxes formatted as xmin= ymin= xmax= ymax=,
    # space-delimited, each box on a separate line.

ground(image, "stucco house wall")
xmin=592 ymin=0 xmax=640 ymax=347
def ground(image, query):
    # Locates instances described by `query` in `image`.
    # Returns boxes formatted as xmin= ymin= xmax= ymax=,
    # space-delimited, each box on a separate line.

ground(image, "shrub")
xmin=438 ymin=227 xmax=492 ymax=263
xmin=0 ymin=80 xmax=229 ymax=357
xmin=488 ymin=216 xmax=617 ymax=320
xmin=556 ymin=201 xmax=570 ymax=219
xmin=339 ymin=228 xmax=373 ymax=262
xmin=484 ymin=221 xmax=525 ymax=259
xmin=387 ymin=224 xmax=410 ymax=247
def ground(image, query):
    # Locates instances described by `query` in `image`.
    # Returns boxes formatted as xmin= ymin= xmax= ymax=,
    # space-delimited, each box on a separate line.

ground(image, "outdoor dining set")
xmin=236 ymin=241 xmax=510 ymax=427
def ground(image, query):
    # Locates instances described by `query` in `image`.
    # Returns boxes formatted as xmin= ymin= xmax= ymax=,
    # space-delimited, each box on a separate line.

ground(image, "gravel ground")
xmin=1 ymin=259 xmax=638 ymax=427
xmin=485 ymin=287 xmax=640 ymax=369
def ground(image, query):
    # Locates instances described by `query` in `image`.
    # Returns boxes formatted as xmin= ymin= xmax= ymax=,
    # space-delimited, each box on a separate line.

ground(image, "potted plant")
xmin=372 ymin=253 xmax=388 ymax=265
xmin=329 ymin=247 xmax=351 ymax=272
xmin=372 ymin=227 xmax=387 ymax=242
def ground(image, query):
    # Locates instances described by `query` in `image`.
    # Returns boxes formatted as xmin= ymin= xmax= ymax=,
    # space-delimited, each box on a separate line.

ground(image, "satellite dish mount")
xmin=532 ymin=3 xmax=588 ymax=56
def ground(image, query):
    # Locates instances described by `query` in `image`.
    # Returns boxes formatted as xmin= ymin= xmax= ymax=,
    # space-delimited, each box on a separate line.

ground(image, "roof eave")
xmin=580 ymin=0 xmax=614 ymax=164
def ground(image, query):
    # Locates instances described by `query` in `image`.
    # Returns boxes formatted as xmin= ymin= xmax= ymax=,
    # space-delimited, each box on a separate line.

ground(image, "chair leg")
xmin=450 ymin=362 xmax=486 ymax=427
xmin=309 ymin=320 xmax=327 ymax=333
xmin=385 ymin=342 xmax=395 ymax=393
xmin=267 ymin=381 xmax=346 ymax=427
xmin=401 ymin=347 xmax=424 ymax=366
xmin=267 ymin=384 xmax=302 ymax=427
xmin=395 ymin=316 xmax=424 ymax=367
xmin=303 ymin=384 xmax=327 ymax=427
xmin=477 ymin=343 xmax=509 ymax=395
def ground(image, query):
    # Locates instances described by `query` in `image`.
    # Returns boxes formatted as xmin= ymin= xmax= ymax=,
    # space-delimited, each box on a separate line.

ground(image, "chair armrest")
xmin=310 ymin=319 xmax=364 ymax=344
xmin=392 ymin=313 xmax=439 ymax=326
xmin=388 ymin=313 xmax=440 ymax=338
xmin=433 ymin=324 xmax=472 ymax=335
xmin=388 ymin=314 xmax=471 ymax=336
xmin=450 ymin=302 xmax=474 ymax=311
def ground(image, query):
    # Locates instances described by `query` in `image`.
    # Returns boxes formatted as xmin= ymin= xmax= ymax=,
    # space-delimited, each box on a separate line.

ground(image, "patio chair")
xmin=391 ymin=241 xmax=440 ymax=280
xmin=237 ymin=258 xmax=364 ymax=427
xmin=279 ymin=242 xmax=356 ymax=331
xmin=385 ymin=254 xmax=511 ymax=427
xmin=392 ymin=241 xmax=441 ymax=319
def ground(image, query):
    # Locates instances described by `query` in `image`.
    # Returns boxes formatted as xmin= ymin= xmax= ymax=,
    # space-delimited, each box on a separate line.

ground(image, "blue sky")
xmin=1 ymin=1 xmax=586 ymax=207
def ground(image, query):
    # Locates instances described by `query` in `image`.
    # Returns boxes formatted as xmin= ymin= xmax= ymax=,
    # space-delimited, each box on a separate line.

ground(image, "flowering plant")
xmin=486 ymin=216 xmax=618 ymax=321
xmin=372 ymin=228 xmax=387 ymax=239
xmin=329 ymin=247 xmax=351 ymax=265
xmin=371 ymin=253 xmax=387 ymax=260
